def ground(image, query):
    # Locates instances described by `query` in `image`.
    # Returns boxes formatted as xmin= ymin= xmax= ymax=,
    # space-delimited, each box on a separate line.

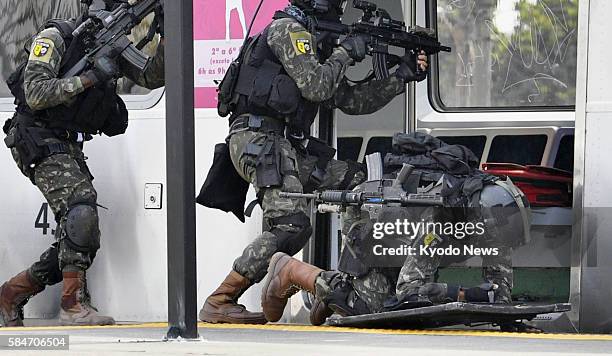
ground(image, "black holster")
xmin=255 ymin=135 xmax=283 ymax=188
xmin=196 ymin=143 xmax=250 ymax=222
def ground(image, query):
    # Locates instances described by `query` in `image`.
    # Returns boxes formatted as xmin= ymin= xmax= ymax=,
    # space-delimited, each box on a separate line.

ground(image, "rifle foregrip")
xmin=279 ymin=192 xmax=316 ymax=200
xmin=319 ymin=191 xmax=362 ymax=204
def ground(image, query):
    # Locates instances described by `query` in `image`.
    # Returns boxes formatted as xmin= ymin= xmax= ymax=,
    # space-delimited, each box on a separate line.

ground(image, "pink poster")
xmin=193 ymin=0 xmax=288 ymax=108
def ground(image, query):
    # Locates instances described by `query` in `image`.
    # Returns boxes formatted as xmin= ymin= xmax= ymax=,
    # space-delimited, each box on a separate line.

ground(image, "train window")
xmin=364 ymin=136 xmax=394 ymax=159
xmin=437 ymin=135 xmax=487 ymax=161
xmin=488 ymin=134 xmax=547 ymax=165
xmin=0 ymin=1 xmax=159 ymax=101
xmin=337 ymin=137 xmax=363 ymax=162
xmin=431 ymin=0 xmax=578 ymax=110
xmin=554 ymin=135 xmax=574 ymax=172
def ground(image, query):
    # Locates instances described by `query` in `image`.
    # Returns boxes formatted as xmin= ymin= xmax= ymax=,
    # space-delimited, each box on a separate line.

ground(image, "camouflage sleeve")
xmin=330 ymin=75 xmax=406 ymax=115
xmin=267 ymin=18 xmax=353 ymax=103
xmin=24 ymin=28 xmax=85 ymax=111
xmin=119 ymin=39 xmax=165 ymax=90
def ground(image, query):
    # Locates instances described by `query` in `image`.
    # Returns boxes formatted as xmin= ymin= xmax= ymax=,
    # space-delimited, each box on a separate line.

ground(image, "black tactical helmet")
xmin=475 ymin=179 xmax=531 ymax=247
xmin=291 ymin=0 xmax=348 ymax=16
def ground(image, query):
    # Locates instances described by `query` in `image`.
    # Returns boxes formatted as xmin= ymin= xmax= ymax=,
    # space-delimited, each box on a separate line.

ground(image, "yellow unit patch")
xmin=30 ymin=38 xmax=54 ymax=64
xmin=289 ymin=31 xmax=313 ymax=55
xmin=423 ymin=232 xmax=440 ymax=247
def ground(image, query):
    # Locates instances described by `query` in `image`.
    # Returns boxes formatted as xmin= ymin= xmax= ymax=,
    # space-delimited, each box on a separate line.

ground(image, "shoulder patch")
xmin=289 ymin=31 xmax=313 ymax=55
xmin=29 ymin=38 xmax=55 ymax=64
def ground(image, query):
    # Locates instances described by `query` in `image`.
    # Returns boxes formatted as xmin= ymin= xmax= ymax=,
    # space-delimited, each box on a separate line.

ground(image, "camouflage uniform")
xmin=230 ymin=16 xmax=406 ymax=283
xmin=394 ymin=235 xmax=513 ymax=304
xmin=315 ymin=208 xmax=515 ymax=315
xmin=6 ymin=26 xmax=165 ymax=286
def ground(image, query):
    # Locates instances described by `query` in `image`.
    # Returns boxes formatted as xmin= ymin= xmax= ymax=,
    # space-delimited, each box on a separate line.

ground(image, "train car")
xmin=3 ymin=0 xmax=607 ymax=333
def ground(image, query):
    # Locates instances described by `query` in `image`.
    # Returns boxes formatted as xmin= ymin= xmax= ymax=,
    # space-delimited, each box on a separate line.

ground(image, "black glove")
xmin=340 ymin=35 xmax=368 ymax=62
xmin=395 ymin=52 xmax=427 ymax=83
xmin=463 ymin=283 xmax=498 ymax=303
xmin=83 ymin=56 xmax=120 ymax=86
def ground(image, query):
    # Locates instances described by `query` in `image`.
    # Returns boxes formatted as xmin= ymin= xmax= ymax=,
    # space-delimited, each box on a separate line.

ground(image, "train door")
xmin=330 ymin=0 xmax=579 ymax=329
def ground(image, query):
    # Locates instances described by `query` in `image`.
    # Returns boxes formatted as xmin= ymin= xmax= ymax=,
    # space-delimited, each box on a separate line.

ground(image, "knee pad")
xmin=63 ymin=204 xmax=100 ymax=254
xmin=269 ymin=212 xmax=312 ymax=256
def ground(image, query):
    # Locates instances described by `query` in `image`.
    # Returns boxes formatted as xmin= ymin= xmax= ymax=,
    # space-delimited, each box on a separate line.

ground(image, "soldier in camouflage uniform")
xmin=261 ymin=180 xmax=528 ymax=325
xmin=0 ymin=0 xmax=164 ymax=327
xmin=199 ymin=0 xmax=428 ymax=324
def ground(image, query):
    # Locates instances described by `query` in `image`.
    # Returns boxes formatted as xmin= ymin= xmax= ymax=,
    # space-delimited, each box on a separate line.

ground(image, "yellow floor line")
xmin=2 ymin=322 xmax=612 ymax=342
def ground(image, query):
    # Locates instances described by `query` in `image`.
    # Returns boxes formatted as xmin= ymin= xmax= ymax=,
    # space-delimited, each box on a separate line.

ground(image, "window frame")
xmin=0 ymin=87 xmax=164 ymax=113
xmin=426 ymin=0 xmax=576 ymax=114
xmin=487 ymin=134 xmax=549 ymax=166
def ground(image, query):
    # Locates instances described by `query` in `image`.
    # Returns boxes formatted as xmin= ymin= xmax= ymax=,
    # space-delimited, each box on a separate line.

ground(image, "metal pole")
xmin=164 ymin=0 xmax=198 ymax=339
xmin=405 ymin=0 xmax=416 ymax=133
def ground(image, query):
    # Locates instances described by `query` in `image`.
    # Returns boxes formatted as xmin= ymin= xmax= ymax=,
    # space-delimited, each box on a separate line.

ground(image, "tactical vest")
xmin=226 ymin=12 xmax=320 ymax=137
xmin=6 ymin=19 xmax=127 ymax=136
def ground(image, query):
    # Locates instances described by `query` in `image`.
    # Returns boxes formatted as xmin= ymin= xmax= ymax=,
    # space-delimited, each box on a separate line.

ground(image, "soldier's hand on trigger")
xmin=340 ymin=35 xmax=369 ymax=63
xmin=81 ymin=56 xmax=121 ymax=88
xmin=395 ymin=50 xmax=428 ymax=83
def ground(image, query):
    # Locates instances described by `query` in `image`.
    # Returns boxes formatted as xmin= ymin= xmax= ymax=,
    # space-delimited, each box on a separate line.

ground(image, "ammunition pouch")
xmin=9 ymin=120 xmax=68 ymax=170
xmin=196 ymin=143 xmax=250 ymax=222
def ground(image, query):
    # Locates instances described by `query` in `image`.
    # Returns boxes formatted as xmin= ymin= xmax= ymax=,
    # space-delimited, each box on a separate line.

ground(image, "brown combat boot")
xmin=0 ymin=271 xmax=44 ymax=327
xmin=261 ymin=252 xmax=323 ymax=322
xmin=59 ymin=271 xmax=115 ymax=326
xmin=199 ymin=271 xmax=267 ymax=324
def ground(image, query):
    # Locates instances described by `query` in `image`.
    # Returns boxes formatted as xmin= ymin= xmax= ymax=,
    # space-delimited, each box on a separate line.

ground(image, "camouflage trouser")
xmin=315 ymin=246 xmax=513 ymax=314
xmin=395 ymin=232 xmax=514 ymax=303
xmin=229 ymin=130 xmax=365 ymax=283
xmin=316 ymin=220 xmax=514 ymax=312
xmin=9 ymin=128 xmax=98 ymax=286
xmin=348 ymin=269 xmax=394 ymax=313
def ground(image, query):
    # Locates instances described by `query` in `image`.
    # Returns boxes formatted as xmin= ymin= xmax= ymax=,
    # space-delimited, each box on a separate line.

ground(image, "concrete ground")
xmin=1 ymin=322 xmax=612 ymax=355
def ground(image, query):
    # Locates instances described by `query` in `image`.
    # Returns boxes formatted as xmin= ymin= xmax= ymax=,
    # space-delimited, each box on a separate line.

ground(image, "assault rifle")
xmin=316 ymin=0 xmax=452 ymax=80
xmin=62 ymin=0 xmax=163 ymax=78
xmin=280 ymin=164 xmax=444 ymax=219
